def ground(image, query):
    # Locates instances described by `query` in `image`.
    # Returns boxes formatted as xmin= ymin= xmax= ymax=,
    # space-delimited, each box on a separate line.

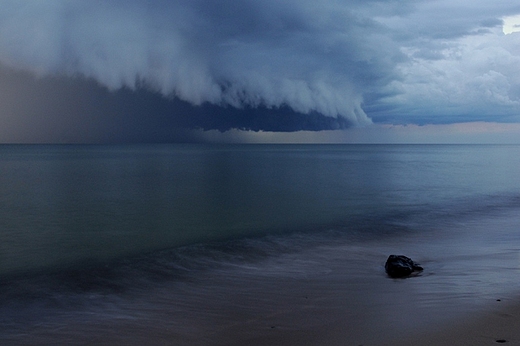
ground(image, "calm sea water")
xmin=1 ymin=144 xmax=520 ymax=344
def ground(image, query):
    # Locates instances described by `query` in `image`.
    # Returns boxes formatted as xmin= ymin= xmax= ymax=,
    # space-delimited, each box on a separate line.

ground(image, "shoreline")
xmin=5 ymin=249 xmax=518 ymax=346
xmin=2 ymin=209 xmax=520 ymax=345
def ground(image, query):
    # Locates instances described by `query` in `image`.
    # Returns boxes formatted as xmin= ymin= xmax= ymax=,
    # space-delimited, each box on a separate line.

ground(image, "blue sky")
xmin=1 ymin=0 xmax=520 ymax=143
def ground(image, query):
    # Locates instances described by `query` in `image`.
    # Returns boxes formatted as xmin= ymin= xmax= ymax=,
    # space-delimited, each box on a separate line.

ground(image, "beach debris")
xmin=385 ymin=255 xmax=423 ymax=278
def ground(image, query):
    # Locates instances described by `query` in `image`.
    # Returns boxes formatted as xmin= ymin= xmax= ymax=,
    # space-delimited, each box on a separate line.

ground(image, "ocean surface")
xmin=1 ymin=144 xmax=520 ymax=345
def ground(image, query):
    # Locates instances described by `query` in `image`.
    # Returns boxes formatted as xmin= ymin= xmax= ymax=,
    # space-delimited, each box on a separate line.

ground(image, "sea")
xmin=1 ymin=144 xmax=520 ymax=345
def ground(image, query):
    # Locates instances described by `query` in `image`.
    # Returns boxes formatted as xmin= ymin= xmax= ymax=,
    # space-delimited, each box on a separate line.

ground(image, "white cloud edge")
xmin=195 ymin=122 xmax=520 ymax=144
xmin=503 ymin=14 xmax=520 ymax=34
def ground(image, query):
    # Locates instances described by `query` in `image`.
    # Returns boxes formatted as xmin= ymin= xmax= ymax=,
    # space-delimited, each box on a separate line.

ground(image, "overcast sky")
xmin=1 ymin=0 xmax=520 ymax=143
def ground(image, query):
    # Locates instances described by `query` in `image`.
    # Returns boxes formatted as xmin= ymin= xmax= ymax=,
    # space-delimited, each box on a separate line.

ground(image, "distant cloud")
xmin=374 ymin=28 xmax=520 ymax=124
xmin=197 ymin=123 xmax=520 ymax=144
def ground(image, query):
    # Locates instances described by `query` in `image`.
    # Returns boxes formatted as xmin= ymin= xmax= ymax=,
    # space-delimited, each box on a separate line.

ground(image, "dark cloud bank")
xmin=0 ymin=66 xmax=352 ymax=143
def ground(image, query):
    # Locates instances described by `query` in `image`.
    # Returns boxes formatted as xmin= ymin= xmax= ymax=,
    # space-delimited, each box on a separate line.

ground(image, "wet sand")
xmin=391 ymin=298 xmax=520 ymax=346
xmin=12 ymin=279 xmax=519 ymax=346
xmin=232 ymin=299 xmax=520 ymax=346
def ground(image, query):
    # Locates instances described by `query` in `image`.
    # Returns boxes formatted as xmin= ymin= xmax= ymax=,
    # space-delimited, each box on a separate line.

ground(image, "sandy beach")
xmin=226 ymin=297 xmax=520 ymax=346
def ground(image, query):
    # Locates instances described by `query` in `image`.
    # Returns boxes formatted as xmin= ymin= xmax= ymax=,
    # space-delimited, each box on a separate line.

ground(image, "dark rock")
xmin=385 ymin=255 xmax=423 ymax=278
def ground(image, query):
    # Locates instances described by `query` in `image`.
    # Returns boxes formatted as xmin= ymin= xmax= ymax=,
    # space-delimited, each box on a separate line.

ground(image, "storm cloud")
xmin=1 ymin=0 xmax=520 ymax=141
xmin=0 ymin=0 xmax=391 ymax=127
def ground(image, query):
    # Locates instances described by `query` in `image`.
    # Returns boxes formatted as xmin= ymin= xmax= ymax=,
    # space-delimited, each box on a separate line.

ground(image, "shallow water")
xmin=1 ymin=144 xmax=520 ymax=344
